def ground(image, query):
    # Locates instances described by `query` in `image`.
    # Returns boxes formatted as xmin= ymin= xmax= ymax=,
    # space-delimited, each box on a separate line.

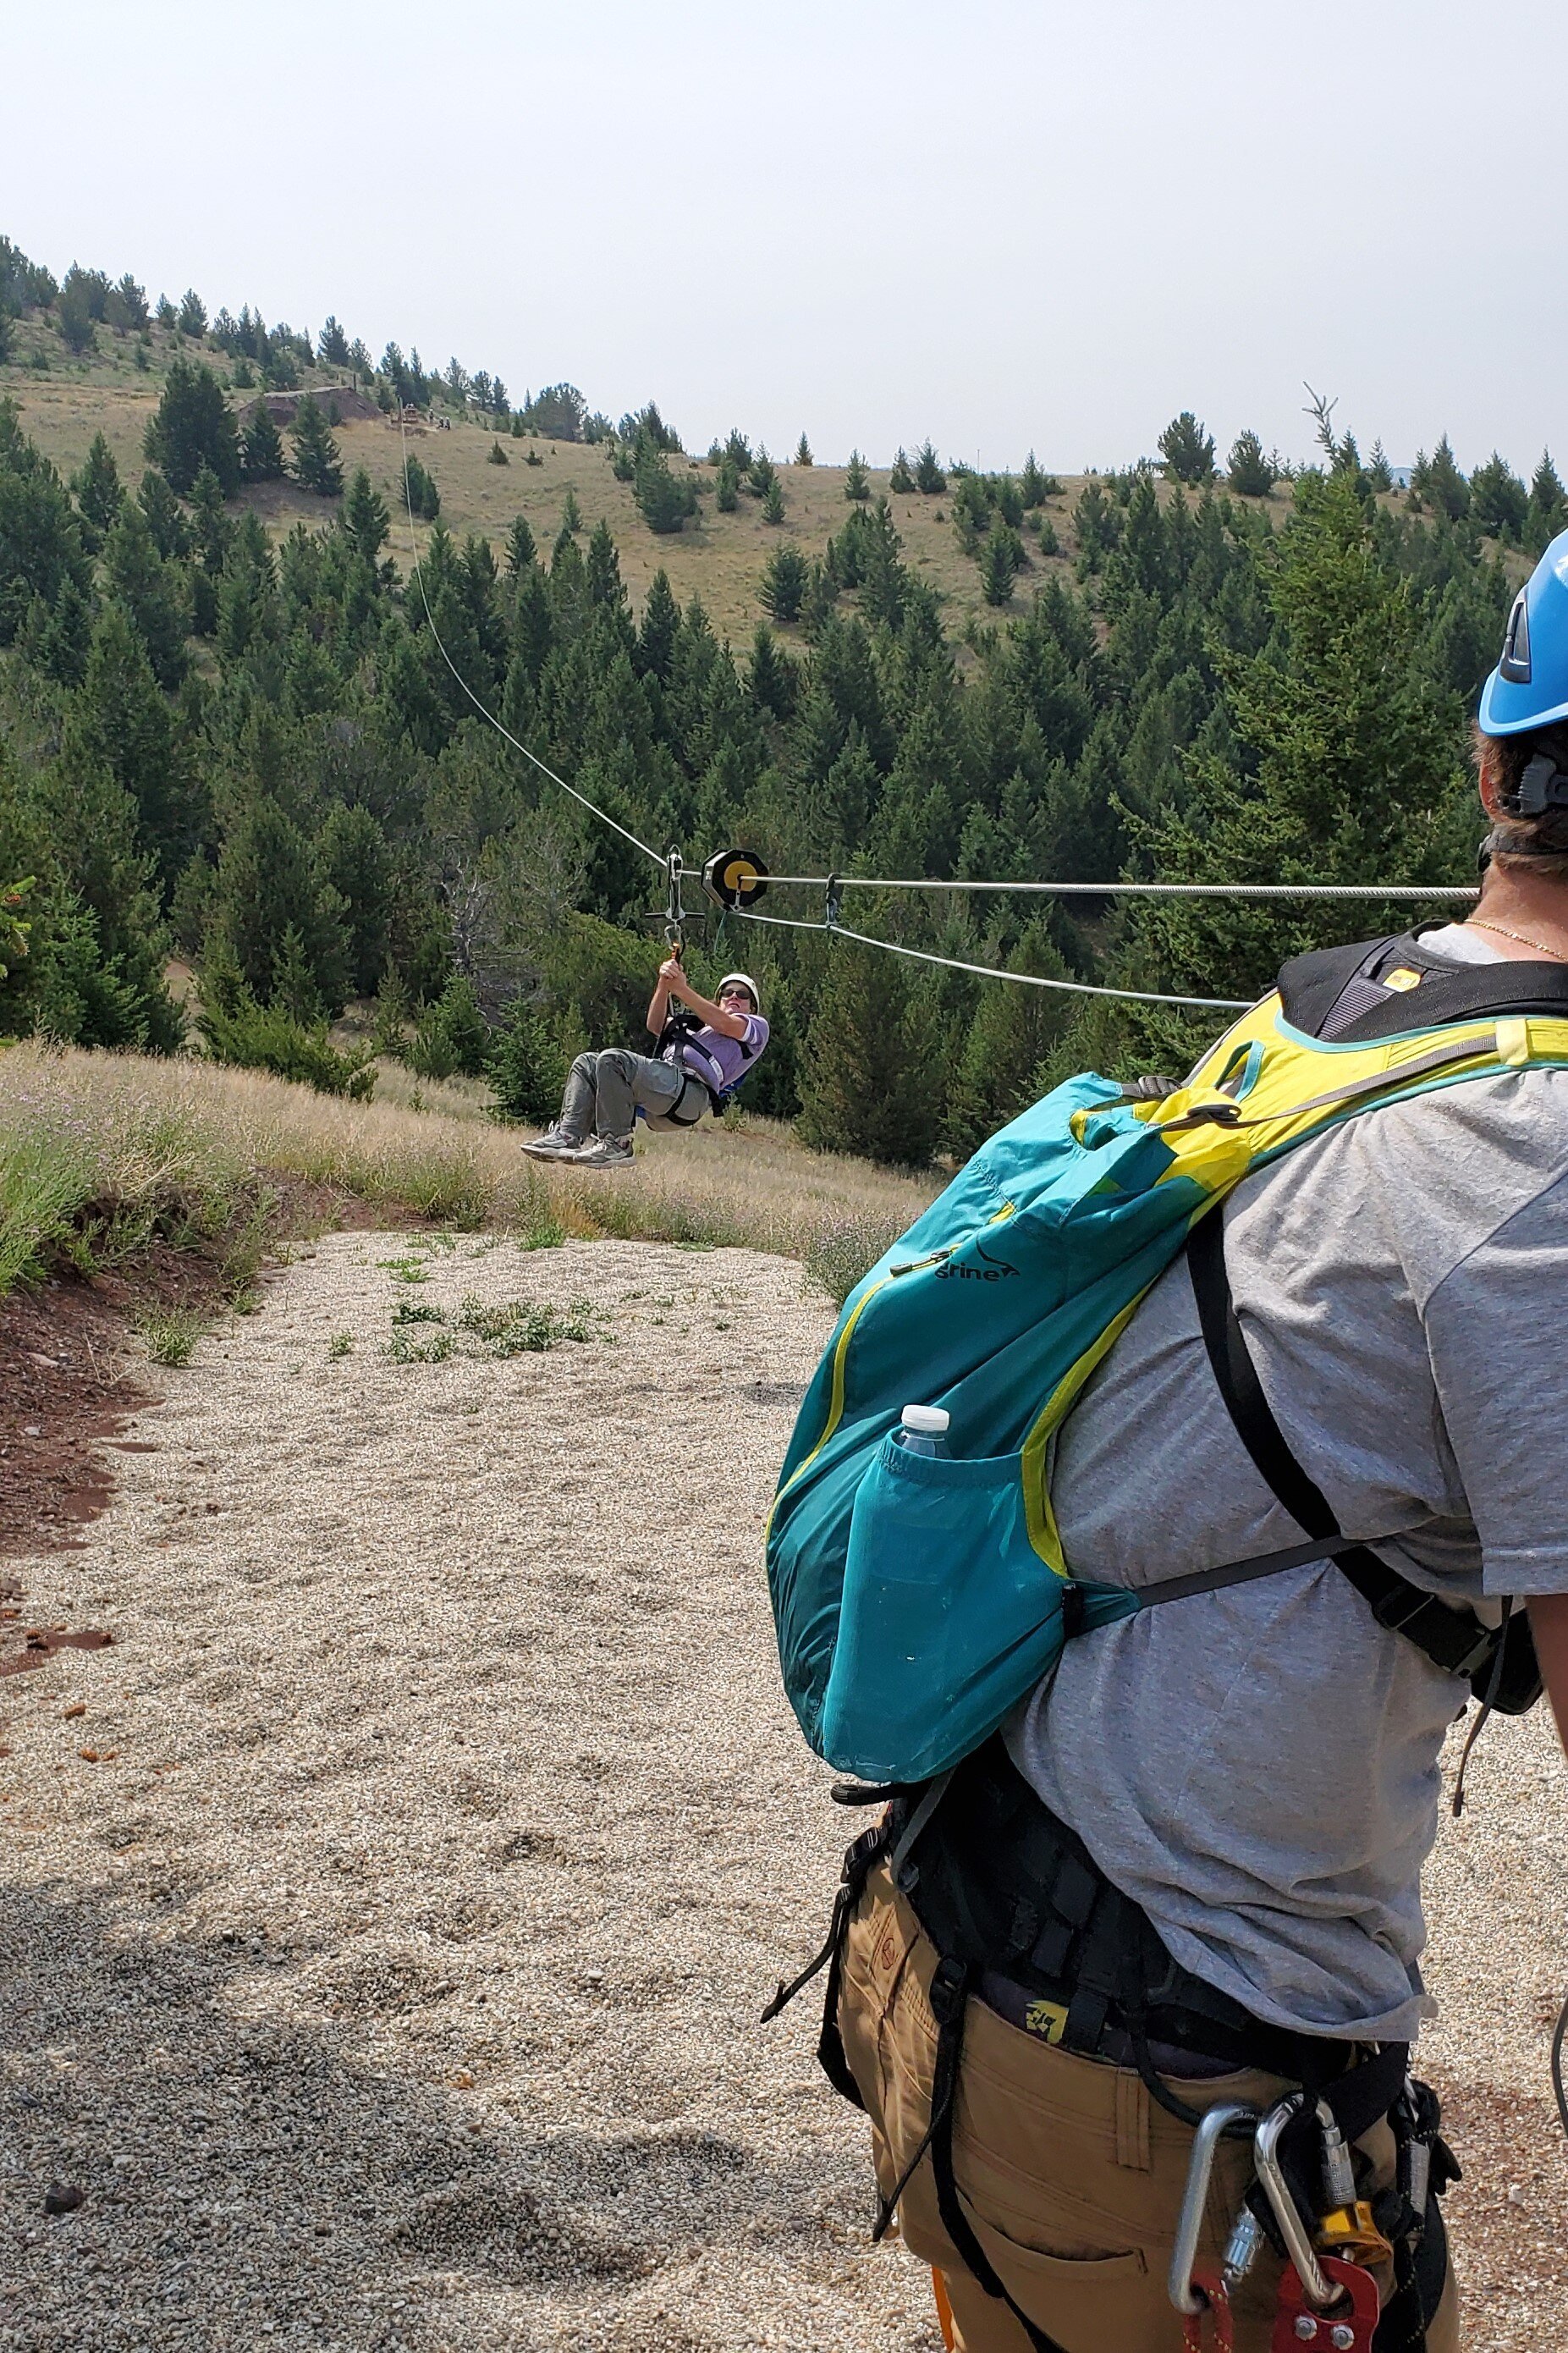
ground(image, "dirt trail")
xmin=2 ymin=1231 xmax=1565 ymax=2350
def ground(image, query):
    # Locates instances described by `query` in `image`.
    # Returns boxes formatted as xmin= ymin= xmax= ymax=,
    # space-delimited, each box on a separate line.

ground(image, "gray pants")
xmin=558 ymin=1050 xmax=703 ymax=1144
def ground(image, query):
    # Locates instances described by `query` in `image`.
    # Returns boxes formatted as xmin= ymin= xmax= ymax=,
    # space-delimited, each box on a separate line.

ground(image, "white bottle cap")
xmin=901 ymin=1404 xmax=950 ymax=1435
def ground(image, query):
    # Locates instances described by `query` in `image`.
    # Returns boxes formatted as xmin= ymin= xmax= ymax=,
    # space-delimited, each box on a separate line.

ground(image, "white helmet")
xmin=717 ymin=972 xmax=761 ymax=1012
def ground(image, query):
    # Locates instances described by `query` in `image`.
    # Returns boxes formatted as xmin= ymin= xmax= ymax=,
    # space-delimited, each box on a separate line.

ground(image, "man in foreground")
xmin=828 ymin=549 xmax=1568 ymax=2350
xmin=521 ymin=963 xmax=767 ymax=1170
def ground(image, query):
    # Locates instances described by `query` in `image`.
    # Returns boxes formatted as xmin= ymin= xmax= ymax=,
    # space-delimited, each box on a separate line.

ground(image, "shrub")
xmin=198 ymin=989 xmax=377 ymax=1098
xmin=487 ymin=995 xmax=568 ymax=1123
xmin=487 ymin=438 xmax=510 ymax=466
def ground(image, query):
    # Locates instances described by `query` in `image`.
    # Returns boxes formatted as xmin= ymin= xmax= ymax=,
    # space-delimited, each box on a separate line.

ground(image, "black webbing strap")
xmin=1185 ymin=1211 xmax=1501 ymax=1685
xmin=925 ymin=1961 xmax=1071 ymax=2353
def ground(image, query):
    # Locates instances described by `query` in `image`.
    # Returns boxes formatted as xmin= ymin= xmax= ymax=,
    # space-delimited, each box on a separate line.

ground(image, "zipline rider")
xmin=521 ymin=964 xmax=767 ymax=1171
xmin=817 ymin=537 xmax=1568 ymax=2352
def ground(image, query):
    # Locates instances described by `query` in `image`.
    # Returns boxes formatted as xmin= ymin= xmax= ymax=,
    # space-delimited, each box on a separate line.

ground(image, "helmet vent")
xmin=1500 ymin=589 xmax=1532 ymax=684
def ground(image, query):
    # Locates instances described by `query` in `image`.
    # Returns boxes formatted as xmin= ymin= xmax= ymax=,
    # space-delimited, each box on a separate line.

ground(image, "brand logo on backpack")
xmin=935 ymin=1243 xmax=1020 ymax=1284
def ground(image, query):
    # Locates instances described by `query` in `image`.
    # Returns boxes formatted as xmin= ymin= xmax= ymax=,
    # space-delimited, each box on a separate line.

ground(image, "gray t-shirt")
xmin=1007 ymin=929 xmax=1568 ymax=2044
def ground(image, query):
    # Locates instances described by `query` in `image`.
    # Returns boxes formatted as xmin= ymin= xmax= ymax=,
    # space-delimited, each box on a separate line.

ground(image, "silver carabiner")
xmin=1169 ymin=2102 xmax=1260 ymax=2317
xmin=1254 ymin=2095 xmax=1339 ymax=2309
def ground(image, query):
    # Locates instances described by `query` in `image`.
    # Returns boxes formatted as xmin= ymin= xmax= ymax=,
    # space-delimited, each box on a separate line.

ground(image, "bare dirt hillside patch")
xmin=1 ymin=1230 xmax=1564 ymax=2350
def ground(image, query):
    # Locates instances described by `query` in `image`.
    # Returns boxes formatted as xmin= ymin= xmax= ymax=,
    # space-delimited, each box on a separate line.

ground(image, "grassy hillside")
xmin=1 ymin=311 xmax=1305 ymax=646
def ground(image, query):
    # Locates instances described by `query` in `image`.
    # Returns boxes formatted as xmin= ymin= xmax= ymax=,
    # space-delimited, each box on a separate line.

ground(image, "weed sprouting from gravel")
xmin=391 ymin=1298 xmax=447 ymax=1325
xmin=383 ymin=1293 xmax=613 ymax=1365
xmin=520 ymin=1216 xmax=565 ymax=1252
xmin=378 ymin=1254 xmax=429 ymax=1283
xmin=387 ymin=1324 xmax=456 ymax=1364
xmin=327 ymin=1331 xmax=354 ymax=1359
xmin=137 ymin=1309 xmax=201 ymax=1367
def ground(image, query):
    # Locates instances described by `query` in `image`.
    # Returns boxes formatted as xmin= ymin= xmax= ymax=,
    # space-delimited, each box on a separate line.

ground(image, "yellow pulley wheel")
xmin=701 ymin=847 xmax=769 ymax=911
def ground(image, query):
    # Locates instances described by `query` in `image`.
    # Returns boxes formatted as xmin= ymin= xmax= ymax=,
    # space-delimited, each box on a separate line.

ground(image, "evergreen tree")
xmin=102 ymin=503 xmax=188 ymax=687
xmin=409 ymin=973 xmax=490 ymax=1077
xmin=289 ymin=397 xmax=344 ymax=497
xmin=178 ymin=288 xmax=207 ymax=337
xmin=633 ymin=444 xmax=695 ymax=534
xmin=31 ymin=733 xmax=181 ymax=1050
xmin=981 ymin=518 xmax=1023 ymax=606
xmin=1226 ymin=430 xmax=1275 ymax=497
xmin=635 ymin=569 xmax=679 ymax=682
xmin=69 ymin=599 xmax=191 ymax=885
xmin=1469 ymin=453 xmax=1528 ymax=542
xmin=137 ymin=466 xmax=190 ymax=559
xmin=317 ymin=802 xmax=393 ymax=995
xmin=796 ymin=940 xmax=943 ymax=1167
xmin=1527 ymin=451 xmax=1568 ymax=554
xmin=403 ymin=454 xmax=440 ymax=521
xmin=845 ymin=449 xmax=872 ymax=502
xmin=487 ymin=438 xmax=510 ymax=466
xmin=1021 ymin=452 xmax=1059 ymax=508
xmin=504 ymin=514 xmax=536 ymax=576
xmin=186 ymin=465 xmax=233 ymax=574
xmin=889 ymin=449 xmax=916 ymax=494
xmin=561 ymin=488 xmax=583 ymax=534
xmin=144 ymin=356 xmax=241 ymax=494
xmin=241 ymin=400 xmax=286 ymax=482
xmin=762 ymin=477 xmax=786 ymax=525
xmin=1158 ymin=412 xmax=1216 ymax=484
xmin=914 ymin=441 xmax=947 ymax=493
xmin=747 ymin=622 xmax=797 ymax=721
xmin=795 ymin=433 xmax=813 ymax=466
xmin=271 ymin=923 xmax=324 ymax=1022
xmin=1366 ymin=441 xmax=1394 ymax=494
xmin=943 ymin=927 xmax=1073 ymax=1157
xmin=211 ymin=795 xmax=349 ymax=1010
xmin=715 ymin=457 xmax=740 ymax=512
xmin=343 ymin=466 xmax=390 ymax=562
xmin=1410 ymin=434 xmax=1468 ymax=521
xmin=487 ymin=993 xmax=568 ymax=1122
xmin=318 ymin=316 xmax=351 ymax=366
xmin=71 ymin=433 xmax=124 ymax=547
xmin=759 ymin=543 xmax=808 ymax=623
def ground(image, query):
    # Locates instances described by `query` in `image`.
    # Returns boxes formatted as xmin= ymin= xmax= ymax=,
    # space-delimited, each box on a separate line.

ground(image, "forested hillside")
xmin=2 ymin=232 xmax=1559 ymax=1165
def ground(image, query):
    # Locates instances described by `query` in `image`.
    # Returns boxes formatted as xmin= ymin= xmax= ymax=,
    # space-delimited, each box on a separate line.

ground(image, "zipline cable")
xmin=395 ymin=409 xmax=667 ymax=871
xmin=729 ymin=905 xmax=1252 ymax=1010
xmin=757 ymin=873 xmax=1479 ymax=902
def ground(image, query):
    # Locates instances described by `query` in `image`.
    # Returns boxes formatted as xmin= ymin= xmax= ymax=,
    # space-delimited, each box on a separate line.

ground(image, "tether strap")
xmin=924 ymin=1962 xmax=1070 ymax=2353
xmin=1185 ymin=1213 xmax=1500 ymax=1684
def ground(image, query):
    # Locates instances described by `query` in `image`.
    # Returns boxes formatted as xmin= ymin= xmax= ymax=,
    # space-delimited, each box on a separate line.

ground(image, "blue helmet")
xmin=1478 ymin=529 xmax=1568 ymax=735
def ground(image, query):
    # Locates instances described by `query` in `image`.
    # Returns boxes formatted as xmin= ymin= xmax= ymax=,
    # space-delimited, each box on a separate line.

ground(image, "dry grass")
xmin=0 ymin=1042 xmax=936 ymax=1302
xmin=2 ymin=333 xmax=1307 ymax=643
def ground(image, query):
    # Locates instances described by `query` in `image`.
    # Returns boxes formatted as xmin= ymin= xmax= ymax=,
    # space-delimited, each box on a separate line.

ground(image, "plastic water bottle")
xmin=896 ymin=1403 xmax=950 ymax=1458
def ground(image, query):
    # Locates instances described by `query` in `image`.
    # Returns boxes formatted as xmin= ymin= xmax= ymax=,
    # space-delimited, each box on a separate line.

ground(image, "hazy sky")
xmin=7 ymin=0 xmax=1564 ymax=477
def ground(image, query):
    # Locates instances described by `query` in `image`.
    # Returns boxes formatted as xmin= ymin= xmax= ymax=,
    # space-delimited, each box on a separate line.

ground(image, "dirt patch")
xmin=0 ymin=1281 xmax=148 ymax=1557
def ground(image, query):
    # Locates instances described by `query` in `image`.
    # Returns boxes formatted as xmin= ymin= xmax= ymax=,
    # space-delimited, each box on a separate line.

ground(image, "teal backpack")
xmin=766 ymin=939 xmax=1568 ymax=1787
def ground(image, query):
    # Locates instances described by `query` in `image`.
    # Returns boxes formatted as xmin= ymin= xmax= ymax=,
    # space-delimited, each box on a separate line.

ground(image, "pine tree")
xmin=318 ymin=316 xmax=350 ymax=366
xmin=289 ymin=398 xmax=344 ymax=497
xmin=585 ymin=517 xmax=624 ymax=608
xmin=102 ymin=504 xmax=188 ymax=688
xmin=241 ymin=400 xmax=286 ymax=482
xmin=943 ymin=927 xmax=1073 ymax=1157
xmin=487 ymin=992 xmax=568 ymax=1121
xmin=178 ymin=289 xmax=207 ymax=338
xmin=889 ymin=449 xmax=916 ymax=494
xmin=211 ymin=795 xmax=349 ymax=1010
xmin=404 ymin=455 xmax=440 ymax=521
xmin=1366 ymin=441 xmax=1394 ymax=494
xmin=1021 ymin=452 xmax=1057 ymax=509
xmin=635 ymin=570 xmax=679 ymax=682
xmin=981 ymin=518 xmax=1022 ymax=606
xmin=186 ymin=465 xmax=232 ymax=574
xmin=1410 ymin=435 xmax=1468 ymax=521
xmin=1225 ymin=430 xmax=1275 ymax=497
xmin=271 ymin=923 xmax=324 ymax=1022
xmin=759 ymin=543 xmax=808 ymax=623
xmin=914 ymin=440 xmax=947 ymax=493
xmin=144 ymin=356 xmax=241 ymax=495
xmin=317 ymin=803 xmax=393 ymax=995
xmin=796 ymin=939 xmax=943 ymax=1167
xmin=343 ymin=466 xmax=390 ymax=562
xmin=715 ymin=457 xmax=740 ymax=512
xmin=409 ymin=973 xmax=489 ymax=1077
xmin=561 ymin=488 xmax=583 ymax=534
xmin=762 ymin=477 xmax=786 ymax=525
xmin=71 ymin=433 xmax=124 ymax=547
xmin=504 ymin=515 xmax=536 ymax=576
xmin=633 ymin=445 xmax=695 ymax=534
xmin=1469 ymin=453 xmax=1528 ymax=542
xmin=69 ymin=599 xmax=190 ymax=884
xmin=1158 ymin=412 xmax=1216 ymax=484
xmin=1527 ymin=451 xmax=1568 ymax=554
xmin=747 ymin=622 xmax=797 ymax=720
xmin=132 ymin=466 xmax=187 ymax=559
xmin=845 ymin=450 xmax=871 ymax=502
xmin=795 ymin=433 xmax=813 ymax=466
xmin=487 ymin=438 xmax=509 ymax=466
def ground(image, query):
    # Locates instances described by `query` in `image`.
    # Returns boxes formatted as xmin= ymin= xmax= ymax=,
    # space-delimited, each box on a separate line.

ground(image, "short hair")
xmin=1473 ymin=719 xmax=1568 ymax=879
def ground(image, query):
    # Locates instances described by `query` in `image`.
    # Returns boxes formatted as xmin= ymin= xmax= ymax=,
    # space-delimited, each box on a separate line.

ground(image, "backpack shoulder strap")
xmin=1279 ymin=929 xmax=1568 ymax=1044
xmin=1183 ymin=1211 xmax=1509 ymax=1686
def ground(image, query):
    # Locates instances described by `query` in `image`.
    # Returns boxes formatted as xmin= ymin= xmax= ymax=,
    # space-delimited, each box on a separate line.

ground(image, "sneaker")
xmin=571 ymin=1137 xmax=635 ymax=1171
xmin=520 ymin=1130 xmax=583 ymax=1160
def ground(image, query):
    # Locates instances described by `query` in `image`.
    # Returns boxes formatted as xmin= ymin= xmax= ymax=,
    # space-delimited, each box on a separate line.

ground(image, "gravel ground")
xmin=3 ymin=1228 xmax=1566 ymax=2350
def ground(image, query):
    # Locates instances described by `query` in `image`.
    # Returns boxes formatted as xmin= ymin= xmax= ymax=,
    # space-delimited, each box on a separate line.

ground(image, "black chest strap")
xmin=1185 ymin=1210 xmax=1538 ymax=1703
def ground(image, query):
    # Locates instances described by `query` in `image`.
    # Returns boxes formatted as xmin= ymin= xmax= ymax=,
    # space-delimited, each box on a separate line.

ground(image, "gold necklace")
xmin=1468 ymin=917 xmax=1568 ymax=962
